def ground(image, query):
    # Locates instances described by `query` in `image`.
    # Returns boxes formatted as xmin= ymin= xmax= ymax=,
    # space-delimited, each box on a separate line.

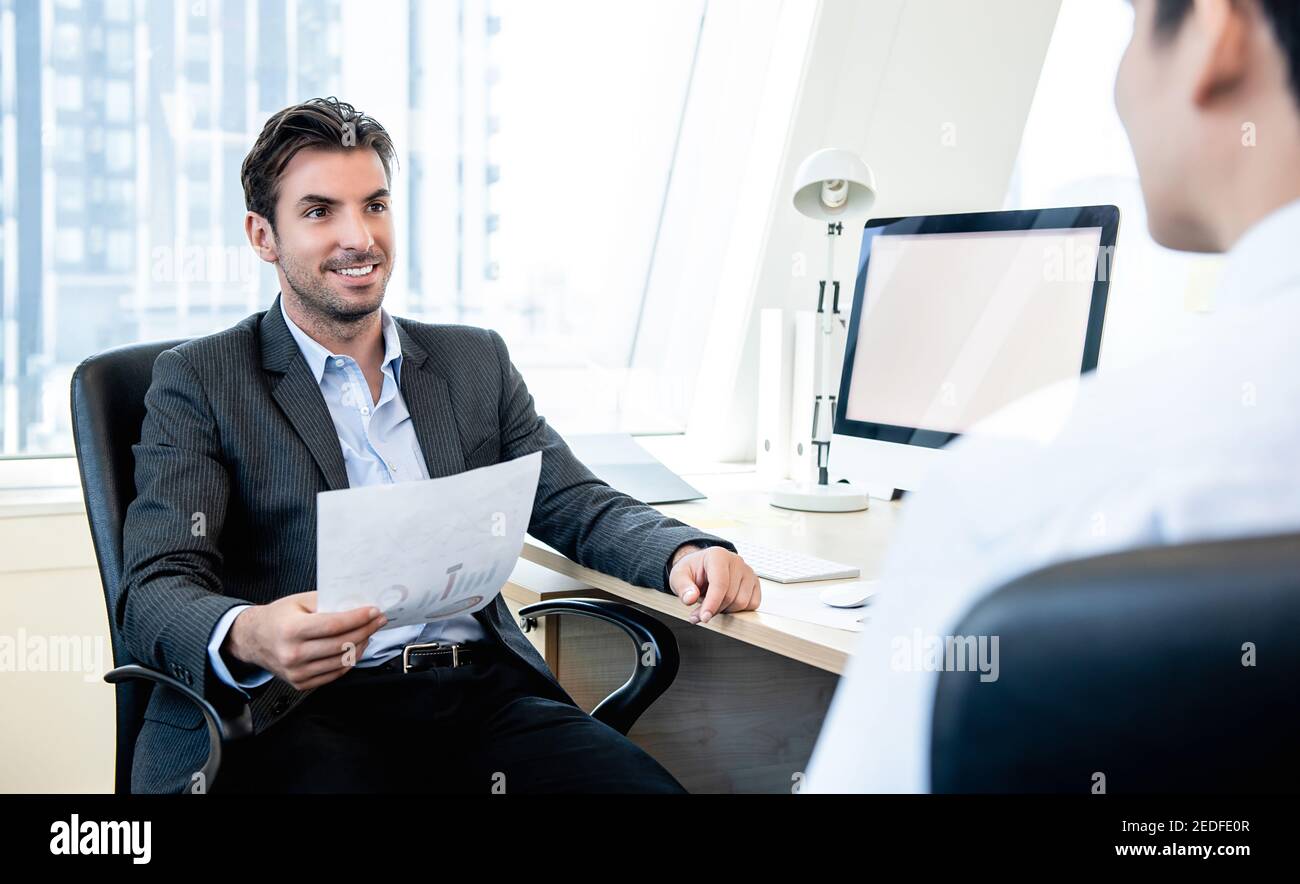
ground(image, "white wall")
xmin=687 ymin=0 xmax=1063 ymax=461
xmin=0 ymin=505 xmax=115 ymax=793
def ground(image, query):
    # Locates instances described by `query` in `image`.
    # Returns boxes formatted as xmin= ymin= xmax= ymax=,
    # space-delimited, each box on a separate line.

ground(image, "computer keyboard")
xmin=734 ymin=541 xmax=861 ymax=584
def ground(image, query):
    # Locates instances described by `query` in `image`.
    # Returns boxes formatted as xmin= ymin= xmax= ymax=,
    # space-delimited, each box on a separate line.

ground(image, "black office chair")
xmin=930 ymin=534 xmax=1300 ymax=793
xmin=71 ymin=339 xmax=680 ymax=794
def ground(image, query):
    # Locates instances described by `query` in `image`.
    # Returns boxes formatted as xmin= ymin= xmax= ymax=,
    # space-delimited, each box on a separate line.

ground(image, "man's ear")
xmin=1190 ymin=0 xmax=1250 ymax=108
xmin=244 ymin=212 xmax=279 ymax=264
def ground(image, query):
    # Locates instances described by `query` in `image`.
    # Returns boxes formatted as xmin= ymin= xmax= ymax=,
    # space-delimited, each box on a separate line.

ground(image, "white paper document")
xmin=758 ymin=584 xmax=870 ymax=632
xmin=316 ymin=451 xmax=542 ymax=628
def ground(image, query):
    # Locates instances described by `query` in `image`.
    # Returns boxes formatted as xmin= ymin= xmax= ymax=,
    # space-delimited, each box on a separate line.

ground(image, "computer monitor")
xmin=830 ymin=205 xmax=1119 ymax=498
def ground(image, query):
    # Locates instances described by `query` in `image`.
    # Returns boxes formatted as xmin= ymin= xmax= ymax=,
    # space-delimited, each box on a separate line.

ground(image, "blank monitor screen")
xmin=835 ymin=206 xmax=1118 ymax=449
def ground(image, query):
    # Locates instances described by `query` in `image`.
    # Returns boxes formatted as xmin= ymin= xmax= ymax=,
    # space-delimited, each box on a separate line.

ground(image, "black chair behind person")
xmin=931 ymin=534 xmax=1300 ymax=793
xmin=71 ymin=339 xmax=679 ymax=794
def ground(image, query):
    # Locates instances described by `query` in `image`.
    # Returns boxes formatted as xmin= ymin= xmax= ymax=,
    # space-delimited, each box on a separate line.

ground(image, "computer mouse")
xmin=819 ymin=580 xmax=877 ymax=608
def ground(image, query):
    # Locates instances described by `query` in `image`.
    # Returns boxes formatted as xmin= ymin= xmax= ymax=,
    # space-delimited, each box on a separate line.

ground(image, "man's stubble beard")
xmin=276 ymin=241 xmax=392 ymax=331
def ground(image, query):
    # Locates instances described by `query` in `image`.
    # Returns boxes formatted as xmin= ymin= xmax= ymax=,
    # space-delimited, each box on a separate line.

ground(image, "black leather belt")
xmin=374 ymin=641 xmax=492 ymax=674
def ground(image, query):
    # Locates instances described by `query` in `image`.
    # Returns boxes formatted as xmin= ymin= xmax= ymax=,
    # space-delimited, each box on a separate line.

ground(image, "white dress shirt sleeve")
xmin=207 ymin=604 xmax=274 ymax=696
xmin=801 ymin=453 xmax=992 ymax=794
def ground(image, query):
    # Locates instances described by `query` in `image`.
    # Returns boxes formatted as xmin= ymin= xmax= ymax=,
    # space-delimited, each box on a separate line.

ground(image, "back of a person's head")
xmin=1116 ymin=0 xmax=1300 ymax=253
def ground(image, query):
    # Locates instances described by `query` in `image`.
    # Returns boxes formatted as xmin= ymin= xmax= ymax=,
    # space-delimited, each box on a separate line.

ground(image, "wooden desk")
xmin=503 ymin=469 xmax=904 ymax=793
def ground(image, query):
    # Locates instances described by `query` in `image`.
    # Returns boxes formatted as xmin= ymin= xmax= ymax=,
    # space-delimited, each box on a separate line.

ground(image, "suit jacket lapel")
xmin=260 ymin=294 xmax=350 ymax=491
xmin=395 ymin=320 xmax=467 ymax=480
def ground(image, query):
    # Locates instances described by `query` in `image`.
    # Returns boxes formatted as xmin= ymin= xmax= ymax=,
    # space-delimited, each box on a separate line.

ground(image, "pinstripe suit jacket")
xmin=119 ymin=292 xmax=734 ymax=793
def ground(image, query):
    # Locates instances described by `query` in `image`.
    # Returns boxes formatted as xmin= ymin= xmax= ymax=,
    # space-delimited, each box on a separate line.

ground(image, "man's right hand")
xmin=222 ymin=591 xmax=388 ymax=691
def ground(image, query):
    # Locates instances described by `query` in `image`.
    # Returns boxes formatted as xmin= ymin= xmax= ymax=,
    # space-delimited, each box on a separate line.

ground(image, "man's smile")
xmin=329 ymin=262 xmax=381 ymax=285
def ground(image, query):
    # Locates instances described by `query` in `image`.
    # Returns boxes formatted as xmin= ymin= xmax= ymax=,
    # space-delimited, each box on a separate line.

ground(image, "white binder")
xmin=756 ymin=308 xmax=795 ymax=481
xmin=789 ymin=310 xmax=820 ymax=484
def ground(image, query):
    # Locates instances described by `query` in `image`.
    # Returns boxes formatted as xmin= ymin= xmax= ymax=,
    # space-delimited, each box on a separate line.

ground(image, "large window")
xmin=0 ymin=0 xmax=759 ymax=458
xmin=1005 ymin=0 xmax=1224 ymax=373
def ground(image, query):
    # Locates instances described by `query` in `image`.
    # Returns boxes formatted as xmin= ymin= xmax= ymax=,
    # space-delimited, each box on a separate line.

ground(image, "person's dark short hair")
xmin=241 ymin=97 xmax=398 ymax=233
xmin=1153 ymin=0 xmax=1300 ymax=107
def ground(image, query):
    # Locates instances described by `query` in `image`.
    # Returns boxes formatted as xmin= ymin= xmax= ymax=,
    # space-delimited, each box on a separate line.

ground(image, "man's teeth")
xmin=335 ymin=265 xmax=376 ymax=277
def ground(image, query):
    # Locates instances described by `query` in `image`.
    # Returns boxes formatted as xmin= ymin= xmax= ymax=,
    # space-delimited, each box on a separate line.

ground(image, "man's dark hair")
xmin=1153 ymin=0 xmax=1300 ymax=106
xmin=240 ymin=97 xmax=398 ymax=232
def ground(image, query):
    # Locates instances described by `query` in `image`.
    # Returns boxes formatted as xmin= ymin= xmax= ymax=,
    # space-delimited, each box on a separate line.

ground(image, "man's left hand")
xmin=667 ymin=545 xmax=761 ymax=624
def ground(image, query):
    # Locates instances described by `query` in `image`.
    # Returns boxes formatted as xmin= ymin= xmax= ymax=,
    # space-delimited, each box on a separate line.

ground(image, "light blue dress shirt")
xmin=207 ymin=298 xmax=485 ymax=696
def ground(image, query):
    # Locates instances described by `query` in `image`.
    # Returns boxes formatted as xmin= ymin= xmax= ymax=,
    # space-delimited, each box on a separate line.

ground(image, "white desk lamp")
xmin=771 ymin=148 xmax=877 ymax=513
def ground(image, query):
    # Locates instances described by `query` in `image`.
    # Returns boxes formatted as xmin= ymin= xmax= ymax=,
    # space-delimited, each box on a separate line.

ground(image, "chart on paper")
xmin=316 ymin=452 xmax=542 ymax=628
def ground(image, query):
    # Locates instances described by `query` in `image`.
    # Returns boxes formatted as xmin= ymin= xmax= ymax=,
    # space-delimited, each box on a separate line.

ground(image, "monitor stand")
xmin=828 ymin=433 xmax=945 ymax=500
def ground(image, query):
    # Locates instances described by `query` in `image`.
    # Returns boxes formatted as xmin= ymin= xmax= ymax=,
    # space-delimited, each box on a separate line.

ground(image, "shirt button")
xmin=334 ymin=358 xmax=344 ymax=367
xmin=360 ymin=406 xmax=370 ymax=415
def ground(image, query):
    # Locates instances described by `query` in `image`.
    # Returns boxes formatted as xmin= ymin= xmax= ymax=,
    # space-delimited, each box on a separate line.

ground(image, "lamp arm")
xmin=812 ymin=224 xmax=842 ymax=485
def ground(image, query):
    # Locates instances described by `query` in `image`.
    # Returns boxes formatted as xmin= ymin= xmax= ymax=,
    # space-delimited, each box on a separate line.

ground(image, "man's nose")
xmin=337 ymin=207 xmax=376 ymax=254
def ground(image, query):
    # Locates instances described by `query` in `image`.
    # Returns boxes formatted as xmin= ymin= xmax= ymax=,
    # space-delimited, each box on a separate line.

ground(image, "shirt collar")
xmin=278 ymin=295 xmax=404 ymax=386
xmin=1215 ymin=197 xmax=1300 ymax=313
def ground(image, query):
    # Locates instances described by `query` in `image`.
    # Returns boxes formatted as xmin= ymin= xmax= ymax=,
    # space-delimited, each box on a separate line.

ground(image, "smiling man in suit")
xmin=119 ymin=96 xmax=760 ymax=794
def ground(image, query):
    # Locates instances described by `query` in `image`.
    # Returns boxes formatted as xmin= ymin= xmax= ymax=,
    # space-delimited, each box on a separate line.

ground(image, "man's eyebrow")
xmin=295 ymin=188 xmax=390 ymax=207
xmin=296 ymin=193 xmax=341 ymax=207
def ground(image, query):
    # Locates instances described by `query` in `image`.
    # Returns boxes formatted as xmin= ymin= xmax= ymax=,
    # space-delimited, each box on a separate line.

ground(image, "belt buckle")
xmin=401 ymin=641 xmax=460 ymax=673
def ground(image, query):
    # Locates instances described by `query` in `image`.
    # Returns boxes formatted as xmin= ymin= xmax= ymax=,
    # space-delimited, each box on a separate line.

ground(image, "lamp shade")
xmin=792 ymin=148 xmax=877 ymax=221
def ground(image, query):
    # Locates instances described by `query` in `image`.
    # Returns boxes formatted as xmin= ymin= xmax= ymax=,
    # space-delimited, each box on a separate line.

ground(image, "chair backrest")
xmin=70 ymin=338 xmax=186 ymax=794
xmin=931 ymin=533 xmax=1300 ymax=793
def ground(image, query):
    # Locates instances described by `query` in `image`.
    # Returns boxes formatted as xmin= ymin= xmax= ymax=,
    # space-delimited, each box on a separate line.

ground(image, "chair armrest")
xmin=518 ymin=598 xmax=679 ymax=735
xmin=104 ymin=664 xmax=253 ymax=793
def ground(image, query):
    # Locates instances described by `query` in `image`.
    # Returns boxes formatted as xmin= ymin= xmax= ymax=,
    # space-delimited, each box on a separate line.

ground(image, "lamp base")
xmin=770 ymin=480 xmax=870 ymax=513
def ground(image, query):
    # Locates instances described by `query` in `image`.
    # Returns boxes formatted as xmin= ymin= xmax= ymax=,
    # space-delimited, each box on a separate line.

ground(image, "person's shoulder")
xmin=394 ymin=314 xmax=494 ymax=343
xmin=928 ymin=303 xmax=1300 ymax=519
xmin=394 ymin=316 xmax=500 ymax=369
xmin=154 ymin=310 xmax=264 ymax=378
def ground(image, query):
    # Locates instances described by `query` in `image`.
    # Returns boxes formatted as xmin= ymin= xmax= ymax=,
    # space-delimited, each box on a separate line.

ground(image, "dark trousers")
xmin=210 ymin=649 xmax=686 ymax=794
